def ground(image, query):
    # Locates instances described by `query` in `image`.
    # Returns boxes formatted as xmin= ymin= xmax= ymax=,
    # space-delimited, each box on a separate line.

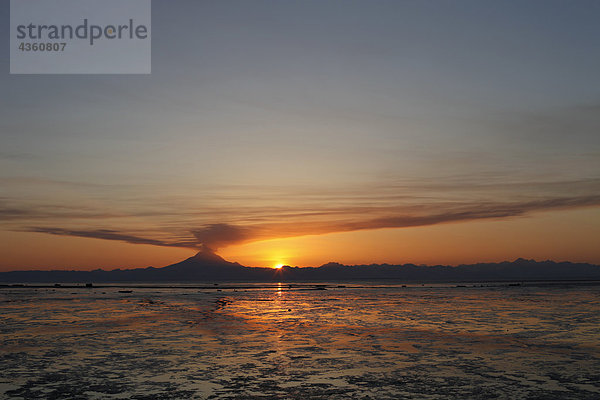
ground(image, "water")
xmin=1 ymin=282 xmax=599 ymax=399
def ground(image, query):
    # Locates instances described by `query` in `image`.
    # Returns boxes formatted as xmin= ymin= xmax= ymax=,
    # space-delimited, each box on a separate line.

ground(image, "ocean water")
xmin=1 ymin=282 xmax=599 ymax=399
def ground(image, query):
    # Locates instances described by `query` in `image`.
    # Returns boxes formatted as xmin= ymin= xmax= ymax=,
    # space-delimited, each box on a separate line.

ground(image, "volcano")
xmin=159 ymin=250 xmax=253 ymax=280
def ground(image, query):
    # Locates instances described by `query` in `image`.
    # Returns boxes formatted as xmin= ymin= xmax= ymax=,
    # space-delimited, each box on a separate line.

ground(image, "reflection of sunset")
xmin=2 ymin=282 xmax=600 ymax=397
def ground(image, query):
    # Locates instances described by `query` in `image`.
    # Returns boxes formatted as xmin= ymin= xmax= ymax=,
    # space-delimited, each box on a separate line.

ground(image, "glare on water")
xmin=1 ymin=282 xmax=599 ymax=399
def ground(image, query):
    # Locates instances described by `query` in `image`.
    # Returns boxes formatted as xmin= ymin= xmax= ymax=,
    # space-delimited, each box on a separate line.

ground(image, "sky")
xmin=1 ymin=0 xmax=599 ymax=270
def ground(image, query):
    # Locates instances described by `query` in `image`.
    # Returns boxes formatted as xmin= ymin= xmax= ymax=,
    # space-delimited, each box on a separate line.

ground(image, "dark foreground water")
xmin=1 ymin=282 xmax=599 ymax=399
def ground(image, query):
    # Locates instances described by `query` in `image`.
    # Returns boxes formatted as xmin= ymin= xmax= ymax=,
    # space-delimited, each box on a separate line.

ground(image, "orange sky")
xmin=1 ymin=207 xmax=598 ymax=271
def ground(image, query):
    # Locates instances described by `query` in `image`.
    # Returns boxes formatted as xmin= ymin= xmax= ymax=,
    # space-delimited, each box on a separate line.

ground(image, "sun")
xmin=273 ymin=263 xmax=285 ymax=269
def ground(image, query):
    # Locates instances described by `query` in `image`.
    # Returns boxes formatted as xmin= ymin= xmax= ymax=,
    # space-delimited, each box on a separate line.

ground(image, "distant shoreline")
xmin=3 ymin=279 xmax=600 ymax=290
xmin=2 ymin=254 xmax=600 ymax=284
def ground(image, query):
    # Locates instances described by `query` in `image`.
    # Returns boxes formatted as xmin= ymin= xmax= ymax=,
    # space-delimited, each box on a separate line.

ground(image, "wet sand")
xmin=1 ymin=283 xmax=599 ymax=399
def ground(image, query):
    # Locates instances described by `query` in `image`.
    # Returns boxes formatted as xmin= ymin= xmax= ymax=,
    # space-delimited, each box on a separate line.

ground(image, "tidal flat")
xmin=1 ymin=282 xmax=599 ymax=399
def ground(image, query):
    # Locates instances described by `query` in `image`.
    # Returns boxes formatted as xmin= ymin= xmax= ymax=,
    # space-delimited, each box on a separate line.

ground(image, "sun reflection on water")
xmin=1 ymin=284 xmax=600 ymax=398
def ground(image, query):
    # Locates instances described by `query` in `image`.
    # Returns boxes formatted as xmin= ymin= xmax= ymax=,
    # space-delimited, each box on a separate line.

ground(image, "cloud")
xmin=0 ymin=152 xmax=36 ymax=161
xmin=29 ymin=227 xmax=198 ymax=248
xmin=25 ymin=194 xmax=600 ymax=252
xmin=0 ymin=206 xmax=32 ymax=220
xmin=337 ymin=195 xmax=600 ymax=232
xmin=250 ymin=194 xmax=600 ymax=239
xmin=27 ymin=225 xmax=255 ymax=251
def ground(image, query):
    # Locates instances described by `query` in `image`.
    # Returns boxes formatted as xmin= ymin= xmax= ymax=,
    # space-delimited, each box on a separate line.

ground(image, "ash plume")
xmin=192 ymin=223 xmax=252 ymax=252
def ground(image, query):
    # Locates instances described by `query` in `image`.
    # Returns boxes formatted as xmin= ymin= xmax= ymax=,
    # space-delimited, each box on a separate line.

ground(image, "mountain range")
xmin=1 ymin=251 xmax=600 ymax=283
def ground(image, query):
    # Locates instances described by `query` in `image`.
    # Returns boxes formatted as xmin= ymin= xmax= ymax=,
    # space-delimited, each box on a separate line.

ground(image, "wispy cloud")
xmin=29 ymin=227 xmax=197 ymax=248
xmin=25 ymin=193 xmax=600 ymax=251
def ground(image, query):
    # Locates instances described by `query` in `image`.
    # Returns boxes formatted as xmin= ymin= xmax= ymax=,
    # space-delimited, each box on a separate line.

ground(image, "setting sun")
xmin=273 ymin=263 xmax=285 ymax=269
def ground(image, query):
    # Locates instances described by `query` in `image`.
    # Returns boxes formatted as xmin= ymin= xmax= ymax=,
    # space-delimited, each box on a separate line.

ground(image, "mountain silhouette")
xmin=156 ymin=250 xmax=264 ymax=280
xmin=1 ymin=252 xmax=600 ymax=283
